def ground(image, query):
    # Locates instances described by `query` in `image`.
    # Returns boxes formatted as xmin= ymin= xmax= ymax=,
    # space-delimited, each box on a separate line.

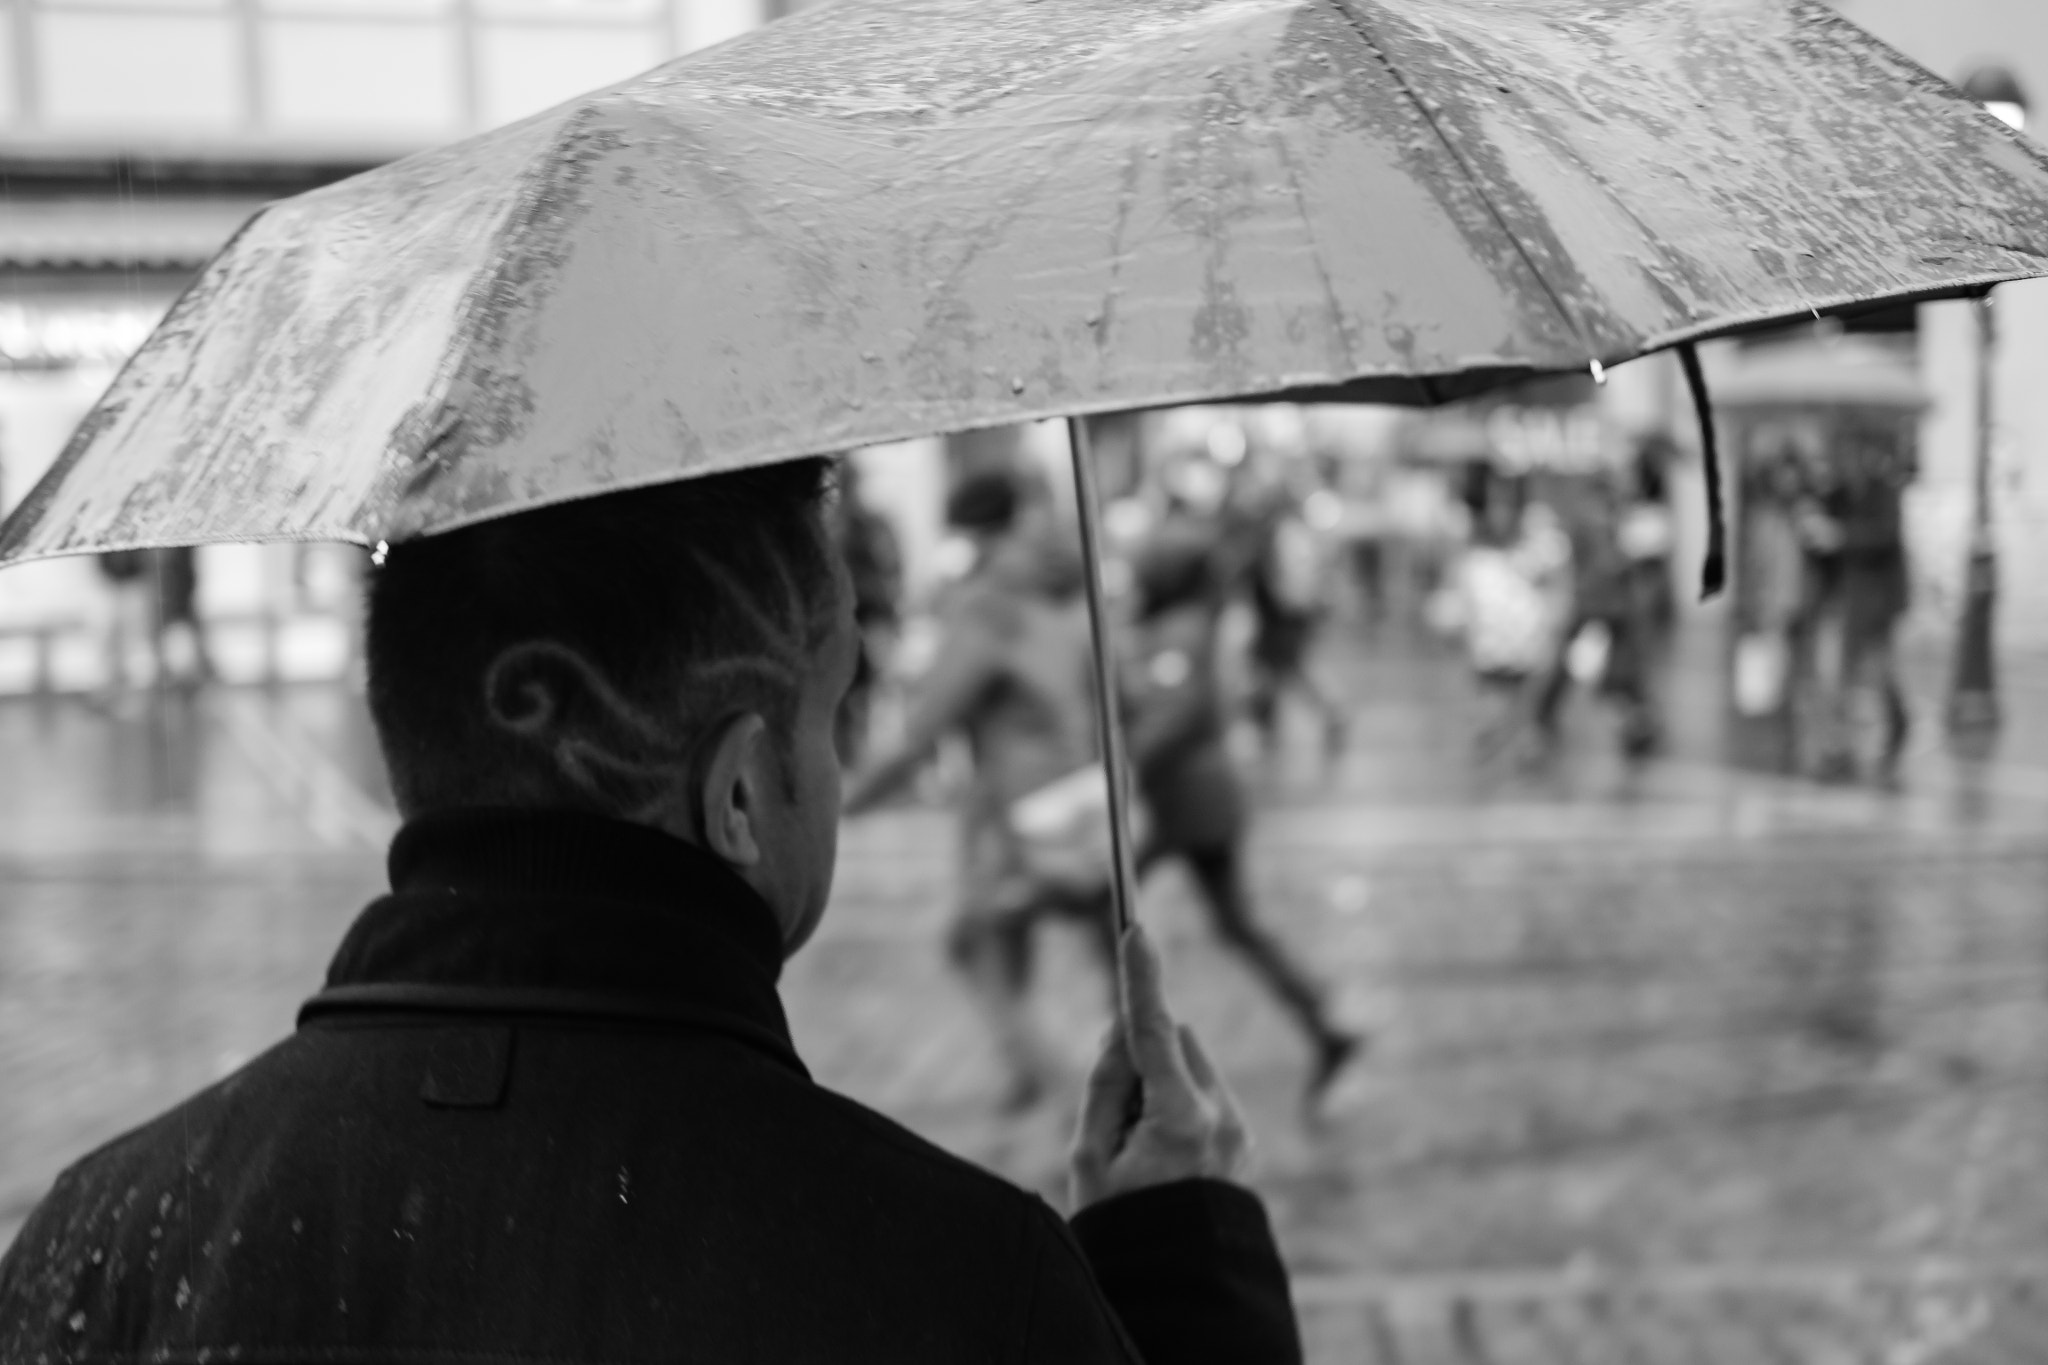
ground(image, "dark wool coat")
xmin=0 ymin=810 xmax=1300 ymax=1364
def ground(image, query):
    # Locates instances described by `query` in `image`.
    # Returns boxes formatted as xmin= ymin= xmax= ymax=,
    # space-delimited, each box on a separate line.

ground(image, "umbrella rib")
xmin=1323 ymin=0 xmax=1601 ymax=363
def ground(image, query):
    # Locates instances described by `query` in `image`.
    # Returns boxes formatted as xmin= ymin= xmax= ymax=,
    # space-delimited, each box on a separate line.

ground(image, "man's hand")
xmin=1071 ymin=924 xmax=1251 ymax=1209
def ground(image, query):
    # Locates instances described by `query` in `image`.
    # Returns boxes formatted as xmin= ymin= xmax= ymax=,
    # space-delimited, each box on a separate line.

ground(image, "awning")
xmin=0 ymin=197 xmax=270 ymax=272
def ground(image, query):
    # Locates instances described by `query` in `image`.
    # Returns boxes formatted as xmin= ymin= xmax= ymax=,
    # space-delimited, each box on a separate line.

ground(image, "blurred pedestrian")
xmin=1733 ymin=444 xmax=1815 ymax=724
xmin=843 ymin=467 xmax=1102 ymax=1112
xmin=831 ymin=459 xmax=904 ymax=764
xmin=1 ymin=460 xmax=1301 ymax=1365
xmin=152 ymin=545 xmax=215 ymax=686
xmin=1529 ymin=471 xmax=1663 ymax=759
xmin=1807 ymin=419 xmax=1914 ymax=781
xmin=1451 ymin=471 xmax=1570 ymax=761
xmin=1119 ymin=521 xmax=1364 ymax=1110
xmin=1242 ymin=485 xmax=1349 ymax=764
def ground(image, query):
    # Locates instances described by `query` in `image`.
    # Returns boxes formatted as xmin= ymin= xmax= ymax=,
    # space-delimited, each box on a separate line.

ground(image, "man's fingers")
xmin=1076 ymin=1024 xmax=1136 ymax=1158
xmin=1117 ymin=925 xmax=1189 ymax=1084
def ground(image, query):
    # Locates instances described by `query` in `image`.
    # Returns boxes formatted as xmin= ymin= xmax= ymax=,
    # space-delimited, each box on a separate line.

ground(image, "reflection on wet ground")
xmin=4 ymin=630 xmax=2048 ymax=1360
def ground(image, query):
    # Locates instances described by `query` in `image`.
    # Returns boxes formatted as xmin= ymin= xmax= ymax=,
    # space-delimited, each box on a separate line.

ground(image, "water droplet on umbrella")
xmin=69 ymin=1312 xmax=87 ymax=1333
xmin=1011 ymin=377 xmax=1026 ymax=394
xmin=175 ymin=1277 xmax=192 ymax=1310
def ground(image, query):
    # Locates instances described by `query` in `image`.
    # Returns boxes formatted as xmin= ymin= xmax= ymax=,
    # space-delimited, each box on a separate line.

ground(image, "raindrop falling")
xmin=175 ymin=1277 xmax=192 ymax=1310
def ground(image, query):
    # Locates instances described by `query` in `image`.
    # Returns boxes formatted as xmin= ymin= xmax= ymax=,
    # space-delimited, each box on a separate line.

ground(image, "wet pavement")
xmin=5 ymin=622 xmax=2048 ymax=1362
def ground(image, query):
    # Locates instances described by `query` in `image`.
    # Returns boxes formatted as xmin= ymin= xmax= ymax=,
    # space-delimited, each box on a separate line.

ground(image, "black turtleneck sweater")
xmin=0 ymin=809 xmax=1300 ymax=1365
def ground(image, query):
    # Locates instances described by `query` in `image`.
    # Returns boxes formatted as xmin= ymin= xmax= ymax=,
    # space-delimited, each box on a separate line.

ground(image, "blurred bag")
xmin=1007 ymin=764 xmax=1147 ymax=894
xmin=1565 ymin=621 xmax=1611 ymax=685
xmin=1733 ymin=632 xmax=1789 ymax=716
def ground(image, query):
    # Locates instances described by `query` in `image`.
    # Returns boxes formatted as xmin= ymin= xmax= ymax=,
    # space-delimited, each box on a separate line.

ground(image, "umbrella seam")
xmin=1321 ymin=0 xmax=1602 ymax=362
xmin=398 ymin=103 xmax=602 ymax=496
xmin=1264 ymin=127 xmax=1362 ymax=380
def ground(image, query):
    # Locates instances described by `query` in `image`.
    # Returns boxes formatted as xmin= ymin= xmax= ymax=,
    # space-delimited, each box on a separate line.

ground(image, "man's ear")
xmin=696 ymin=712 xmax=770 ymax=867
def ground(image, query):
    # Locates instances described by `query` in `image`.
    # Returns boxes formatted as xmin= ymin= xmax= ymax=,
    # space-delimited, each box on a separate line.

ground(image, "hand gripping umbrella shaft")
xmin=1066 ymin=417 xmax=1141 ymax=945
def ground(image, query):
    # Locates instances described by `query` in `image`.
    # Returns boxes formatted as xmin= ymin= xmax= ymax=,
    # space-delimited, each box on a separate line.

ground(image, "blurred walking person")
xmin=1807 ymin=419 xmax=1915 ymax=781
xmin=1451 ymin=470 xmax=1570 ymax=762
xmin=1121 ymin=521 xmax=1364 ymax=1110
xmin=831 ymin=459 xmax=905 ymax=763
xmin=1245 ymin=493 xmax=1348 ymax=758
xmin=844 ymin=468 xmax=1100 ymax=1110
xmin=1242 ymin=484 xmax=1349 ymax=765
xmin=1529 ymin=470 xmax=1664 ymax=759
xmin=153 ymin=545 xmax=216 ymax=686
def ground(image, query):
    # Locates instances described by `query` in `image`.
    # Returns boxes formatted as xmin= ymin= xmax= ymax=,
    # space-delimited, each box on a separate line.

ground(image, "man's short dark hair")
xmin=365 ymin=457 xmax=838 ymax=817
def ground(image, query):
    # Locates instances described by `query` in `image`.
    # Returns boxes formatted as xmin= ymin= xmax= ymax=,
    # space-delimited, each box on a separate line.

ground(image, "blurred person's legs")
xmin=1250 ymin=611 xmax=1347 ymax=762
xmin=1176 ymin=841 xmax=1360 ymax=1102
xmin=947 ymin=898 xmax=1065 ymax=1113
xmin=1472 ymin=668 xmax=1534 ymax=764
xmin=1600 ymin=610 xmax=1661 ymax=758
xmin=153 ymin=547 xmax=214 ymax=686
xmin=1809 ymin=608 xmax=1858 ymax=782
xmin=951 ymin=814 xmax=1072 ymax=1112
xmin=1844 ymin=617 xmax=1910 ymax=777
xmin=1347 ymin=536 xmax=1386 ymax=627
xmin=1528 ymin=613 xmax=1585 ymax=750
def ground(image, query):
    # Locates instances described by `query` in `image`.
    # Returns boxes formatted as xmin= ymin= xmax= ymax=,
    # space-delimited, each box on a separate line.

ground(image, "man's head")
xmin=364 ymin=457 xmax=856 ymax=954
xmin=944 ymin=467 xmax=1024 ymax=545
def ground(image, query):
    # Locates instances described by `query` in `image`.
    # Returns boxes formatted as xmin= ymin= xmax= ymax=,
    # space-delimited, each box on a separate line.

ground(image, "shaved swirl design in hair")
xmin=366 ymin=458 xmax=838 ymax=819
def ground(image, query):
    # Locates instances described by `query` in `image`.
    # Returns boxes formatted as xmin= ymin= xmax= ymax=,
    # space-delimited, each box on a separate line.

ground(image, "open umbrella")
xmin=6 ymin=0 xmax=2048 ymax=935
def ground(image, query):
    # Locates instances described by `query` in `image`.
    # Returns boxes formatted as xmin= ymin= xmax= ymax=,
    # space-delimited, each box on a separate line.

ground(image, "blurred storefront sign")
xmin=1400 ymin=372 xmax=1614 ymax=474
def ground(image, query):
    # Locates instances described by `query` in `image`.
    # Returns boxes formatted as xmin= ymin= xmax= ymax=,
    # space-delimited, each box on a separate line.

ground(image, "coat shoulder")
xmin=802 ymin=1077 xmax=1054 ymax=1215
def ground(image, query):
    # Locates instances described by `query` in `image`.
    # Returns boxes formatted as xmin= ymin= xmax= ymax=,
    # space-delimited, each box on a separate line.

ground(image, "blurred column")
xmin=1947 ymin=67 xmax=2029 ymax=737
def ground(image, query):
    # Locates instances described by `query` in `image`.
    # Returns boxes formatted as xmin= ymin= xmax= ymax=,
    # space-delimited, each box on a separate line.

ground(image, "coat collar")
xmin=300 ymin=808 xmax=803 ymax=1076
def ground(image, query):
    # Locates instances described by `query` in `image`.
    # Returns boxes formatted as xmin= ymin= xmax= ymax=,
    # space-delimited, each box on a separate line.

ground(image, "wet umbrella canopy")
xmin=3 ymin=0 xmax=2047 ymax=562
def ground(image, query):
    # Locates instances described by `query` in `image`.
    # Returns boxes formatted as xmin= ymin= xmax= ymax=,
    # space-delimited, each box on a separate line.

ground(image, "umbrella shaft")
xmin=1066 ymin=417 xmax=1140 ymax=941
